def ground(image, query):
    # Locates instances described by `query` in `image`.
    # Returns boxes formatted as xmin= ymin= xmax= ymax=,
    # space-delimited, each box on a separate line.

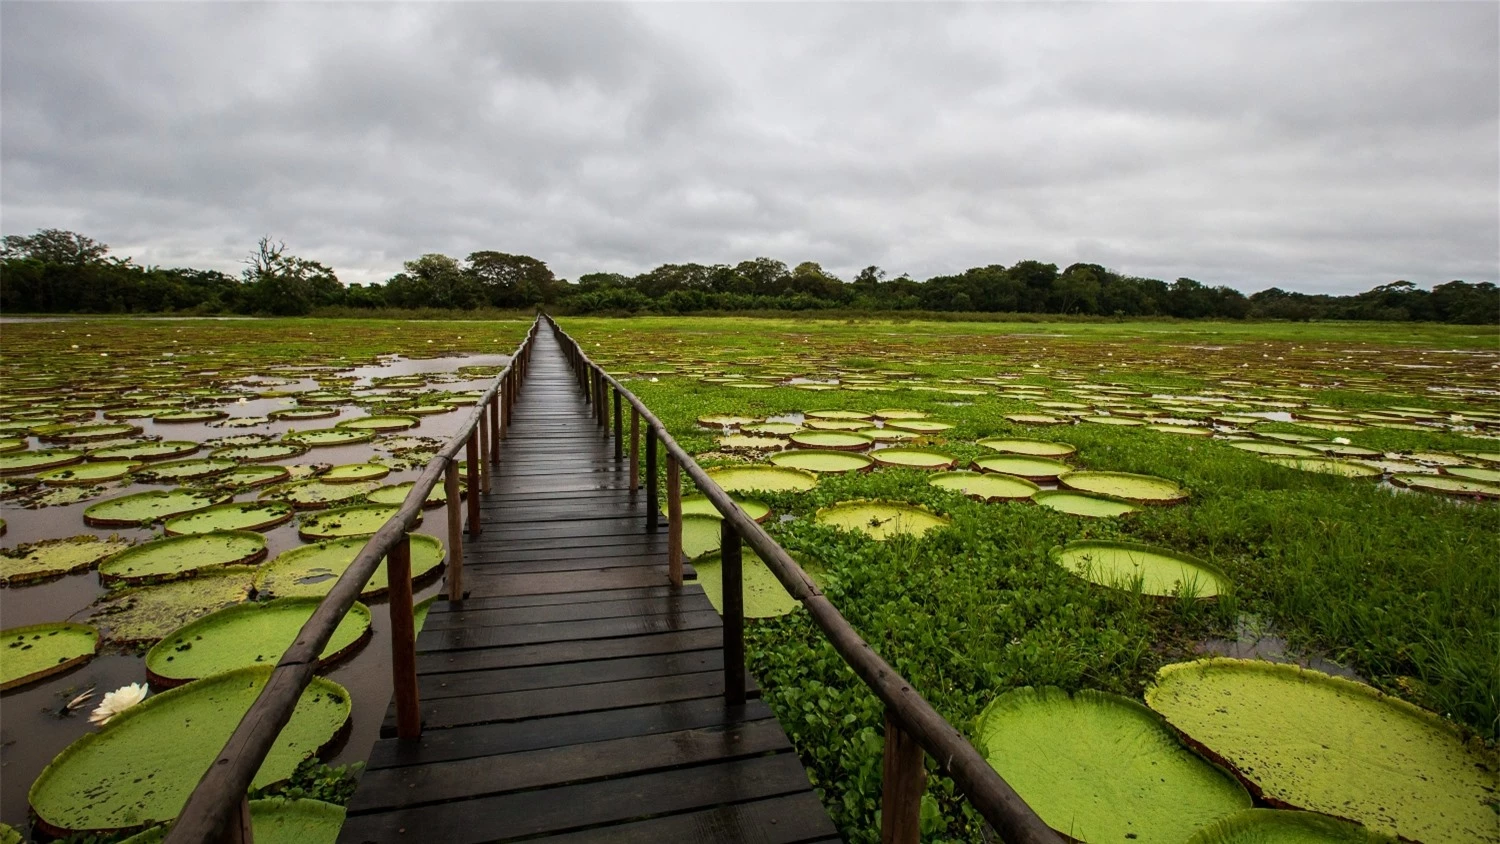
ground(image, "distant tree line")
xmin=2 ymin=228 xmax=1495 ymax=324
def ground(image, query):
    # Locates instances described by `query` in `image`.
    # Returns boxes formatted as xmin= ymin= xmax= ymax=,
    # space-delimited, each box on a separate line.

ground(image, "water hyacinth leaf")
xmin=83 ymin=488 xmax=231 ymax=527
xmin=870 ymin=448 xmax=957 ymax=470
xmin=769 ymin=449 xmax=874 ymax=474
xmin=297 ymin=504 xmax=405 ymax=539
xmin=163 ymin=501 xmax=294 ymax=535
xmin=78 ymin=569 xmax=256 ymax=645
xmin=1185 ymin=809 xmax=1397 ymax=844
xmin=27 ymin=667 xmax=351 ymax=835
xmin=1058 ymin=471 xmax=1188 ymax=504
xmin=815 ymin=500 xmax=949 ymax=540
xmin=929 ymin=470 xmax=1039 ymax=501
xmin=1147 ymin=424 xmax=1213 ymax=437
xmin=255 ymin=533 xmax=444 ymax=599
xmin=976 ymin=438 xmax=1076 ymax=457
xmin=787 ymin=430 xmax=874 ymax=451
xmin=1 ymin=535 xmax=134 ymax=585
xmin=973 ymin=455 xmax=1071 ymax=481
xmin=0 ymin=448 xmax=84 ymax=475
xmin=145 ymin=599 xmax=372 ymax=687
xmin=1031 ymin=490 xmax=1140 ymax=518
xmin=703 ymin=465 xmax=818 ymax=493
xmin=1 ymin=622 xmax=99 ymax=691
xmin=974 ymin=687 xmax=1251 ymax=843
xmin=1145 ymin=659 xmax=1499 ymax=844
xmin=38 ymin=460 xmax=142 ymax=485
xmin=1054 ymin=540 xmax=1229 ymax=598
xmin=693 ymin=549 xmax=822 ymax=618
xmin=98 ymin=531 xmax=268 ymax=584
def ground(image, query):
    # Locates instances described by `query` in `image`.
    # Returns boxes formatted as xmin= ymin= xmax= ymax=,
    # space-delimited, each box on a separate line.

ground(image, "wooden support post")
xmin=881 ymin=710 xmax=927 ymax=844
xmin=667 ymin=454 xmax=683 ymax=587
xmin=388 ymin=533 xmax=422 ymax=740
xmin=466 ymin=433 xmax=481 ymax=536
xmin=478 ymin=407 xmax=492 ymax=495
xmin=445 ymin=460 xmax=464 ymax=599
xmin=489 ymin=391 xmax=501 ymax=456
xmin=721 ymin=518 xmax=745 ymax=705
xmin=629 ymin=408 xmax=640 ymax=491
xmin=613 ymin=388 xmax=623 ymax=460
xmin=501 ymin=375 xmax=510 ymax=438
xmin=645 ymin=431 xmax=658 ymax=532
xmin=222 ymin=794 xmax=253 ymax=843
xmin=598 ymin=373 xmax=608 ymax=427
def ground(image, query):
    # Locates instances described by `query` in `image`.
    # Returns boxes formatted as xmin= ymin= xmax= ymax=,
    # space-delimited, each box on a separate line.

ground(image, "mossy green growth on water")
xmin=28 ymin=667 xmax=351 ymax=835
xmin=80 ymin=568 xmax=256 ymax=644
xmin=146 ymin=598 xmax=371 ymax=686
xmin=256 ymin=534 xmax=444 ymax=599
xmin=98 ymin=531 xmax=267 ymax=584
xmin=1 ymin=622 xmax=98 ymax=690
xmin=974 ymin=687 xmax=1250 ymax=843
xmin=1146 ymin=659 xmax=1500 ymax=844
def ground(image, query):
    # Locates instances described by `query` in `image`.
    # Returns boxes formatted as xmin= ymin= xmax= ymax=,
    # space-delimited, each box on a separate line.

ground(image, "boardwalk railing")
xmin=164 ymin=317 xmax=541 ymax=844
xmin=546 ymin=315 xmax=1058 ymax=844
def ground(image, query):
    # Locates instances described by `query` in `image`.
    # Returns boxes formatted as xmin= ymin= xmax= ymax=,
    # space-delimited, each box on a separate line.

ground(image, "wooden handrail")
xmin=543 ymin=315 xmax=1058 ymax=844
xmin=164 ymin=317 xmax=541 ymax=844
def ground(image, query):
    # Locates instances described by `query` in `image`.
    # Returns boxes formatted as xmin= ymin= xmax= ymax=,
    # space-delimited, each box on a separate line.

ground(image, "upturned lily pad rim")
xmin=38 ymin=460 xmax=143 ymax=485
xmin=162 ymin=502 xmax=295 ymax=536
xmin=98 ymin=530 xmax=269 ymax=585
xmin=972 ymin=454 xmax=1072 ymax=481
xmin=144 ymin=599 xmax=372 ymax=688
xmin=703 ymin=464 xmax=820 ymax=493
xmin=870 ymin=447 xmax=958 ymax=470
xmin=1391 ymin=473 xmax=1500 ymax=499
xmin=768 ymin=449 xmax=875 ymax=473
xmin=1052 ymin=539 xmax=1229 ymax=599
xmin=1058 ymin=470 xmax=1190 ymax=504
xmin=929 ymin=470 xmax=1040 ymax=501
xmin=1 ymin=622 xmax=99 ymax=691
xmin=976 ymin=437 xmax=1077 ymax=457
xmin=1183 ymin=808 xmax=1398 ymax=844
xmin=1 ymin=536 xmax=134 ymax=586
xmin=786 ymin=430 xmax=875 ymax=451
xmin=0 ymin=449 xmax=85 ymax=475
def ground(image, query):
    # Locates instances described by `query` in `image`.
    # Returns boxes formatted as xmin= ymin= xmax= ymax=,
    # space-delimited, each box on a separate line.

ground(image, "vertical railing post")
xmin=667 ymin=454 xmax=683 ymax=587
xmin=478 ymin=407 xmax=492 ymax=496
xmin=388 ymin=532 xmax=422 ymax=740
xmin=501 ymin=374 xmax=511 ymax=439
xmin=721 ymin=518 xmax=745 ymax=705
xmin=598 ymin=374 xmax=608 ymax=428
xmin=445 ymin=460 xmax=464 ymax=600
xmin=223 ymin=794 xmax=252 ymax=843
xmin=881 ymin=710 xmax=927 ymax=844
xmin=466 ymin=433 xmax=481 ymax=536
xmin=629 ymin=408 xmax=640 ymax=491
xmin=613 ymin=388 xmax=623 ymax=460
xmin=489 ymin=391 xmax=501 ymax=456
xmin=645 ymin=431 xmax=658 ymax=532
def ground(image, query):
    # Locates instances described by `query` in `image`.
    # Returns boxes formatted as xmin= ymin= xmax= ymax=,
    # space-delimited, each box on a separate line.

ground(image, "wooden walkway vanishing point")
xmin=338 ymin=322 xmax=841 ymax=843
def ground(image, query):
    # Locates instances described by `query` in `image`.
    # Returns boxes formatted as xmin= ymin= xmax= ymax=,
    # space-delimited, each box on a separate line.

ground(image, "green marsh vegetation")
xmin=564 ymin=315 xmax=1499 ymax=843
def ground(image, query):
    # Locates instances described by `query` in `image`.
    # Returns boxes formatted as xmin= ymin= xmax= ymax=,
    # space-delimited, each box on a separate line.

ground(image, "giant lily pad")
xmin=216 ymin=464 xmax=291 ymax=489
xmin=787 ymin=430 xmax=874 ymax=451
xmin=2 ymin=622 xmax=99 ymax=690
xmin=211 ymin=442 xmax=309 ymax=462
xmin=146 ymin=598 xmax=372 ymax=687
xmin=336 ymin=415 xmax=419 ymax=432
xmin=28 ymin=667 xmax=351 ymax=835
xmin=1005 ymin=413 xmax=1067 ymax=425
xmin=973 ymin=455 xmax=1071 ymax=481
xmin=704 ymin=465 xmax=818 ymax=493
xmin=1054 ymin=540 xmax=1228 ymax=598
xmin=662 ymin=494 xmax=772 ymax=522
xmin=41 ymin=423 xmax=142 ymax=442
xmin=0 ymin=448 xmax=83 ymax=475
xmin=90 ymin=441 xmax=201 ymax=462
xmin=815 ymin=500 xmax=949 ymax=540
xmin=1392 ymin=473 xmax=1500 ymax=499
xmin=693 ymin=549 xmax=822 ymax=618
xmin=297 ymin=504 xmax=403 ymax=539
xmin=119 ymin=798 xmax=346 ymax=844
xmin=321 ymin=463 xmax=391 ymax=483
xmin=977 ymin=438 xmax=1076 ymax=457
xmin=78 ymin=569 xmax=255 ymax=644
xmin=284 ymin=428 xmax=374 ymax=447
xmin=1059 ymin=471 xmax=1188 ymax=504
xmin=270 ymin=406 xmax=340 ymax=421
xmin=884 ymin=419 xmax=954 ymax=433
xmin=1262 ymin=458 xmax=1382 ymax=478
xmin=680 ymin=513 xmax=723 ymax=560
xmin=1440 ymin=465 xmax=1500 ymax=484
xmin=152 ymin=409 xmax=227 ymax=424
xmin=806 ymin=410 xmax=873 ymax=421
xmin=38 ymin=460 xmax=142 ymax=485
xmin=1146 ymin=659 xmax=1499 ymax=844
xmin=261 ymin=480 xmax=379 ymax=510
xmin=1184 ymin=809 xmax=1396 ymax=844
xmin=1230 ymin=441 xmax=1322 ymax=457
xmin=1032 ymin=490 xmax=1140 ymax=518
xmin=133 ymin=458 xmax=238 ymax=483
xmin=872 ymin=408 xmax=927 ymax=420
xmin=367 ymin=481 xmax=449 ymax=508
xmin=769 ymin=449 xmax=873 ymax=473
xmin=99 ymin=531 xmax=268 ymax=584
xmin=929 ymin=470 xmax=1038 ymax=501
xmin=163 ymin=501 xmax=294 ymax=535
xmin=1 ymin=536 xmax=134 ymax=585
xmin=256 ymin=534 xmax=444 ymax=599
xmin=742 ymin=422 xmax=802 ymax=436
xmin=974 ymin=687 xmax=1251 ymax=843
xmin=717 ymin=434 xmax=789 ymax=451
xmin=871 ymin=448 xmax=956 ymax=470
xmin=83 ymin=489 xmax=231 ymax=527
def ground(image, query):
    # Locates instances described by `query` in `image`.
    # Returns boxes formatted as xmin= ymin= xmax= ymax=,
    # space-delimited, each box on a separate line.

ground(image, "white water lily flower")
xmin=90 ymin=683 xmax=148 ymax=726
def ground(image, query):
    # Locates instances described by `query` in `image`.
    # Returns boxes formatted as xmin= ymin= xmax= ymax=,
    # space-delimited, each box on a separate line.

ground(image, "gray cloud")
xmin=3 ymin=1 xmax=1495 ymax=294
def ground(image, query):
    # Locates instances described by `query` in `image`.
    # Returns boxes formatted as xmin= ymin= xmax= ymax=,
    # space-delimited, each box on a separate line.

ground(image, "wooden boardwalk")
xmin=338 ymin=324 xmax=839 ymax=844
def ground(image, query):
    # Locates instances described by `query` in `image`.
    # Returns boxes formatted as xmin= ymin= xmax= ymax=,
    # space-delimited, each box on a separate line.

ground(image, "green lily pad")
xmin=1391 ymin=473 xmax=1500 ymax=498
xmin=1260 ymin=431 xmax=1325 ymax=443
xmin=681 ymin=513 xmax=723 ymax=559
xmin=145 ymin=598 xmax=371 ymax=687
xmin=216 ymin=464 xmax=292 ymax=489
xmin=261 ymin=479 xmax=380 ymax=510
xmin=2 ymin=622 xmax=99 ymax=691
xmin=870 ymin=448 xmax=956 ymax=470
xmin=856 ymin=426 xmax=919 ymax=442
xmin=1146 ymin=659 xmax=1500 ymax=844
xmin=697 ymin=414 xmax=758 ymax=427
xmin=973 ymin=455 xmax=1071 ymax=481
xmin=78 ymin=569 xmax=255 ymax=644
xmin=297 ymin=504 xmax=403 ymax=539
xmin=269 ymin=406 xmax=340 ymax=421
xmin=133 ymin=458 xmax=238 ymax=483
xmin=977 ymin=438 xmax=1076 ymax=457
xmin=0 ymin=822 xmax=20 ymax=844
xmin=742 ymin=422 xmax=802 ymax=436
xmin=787 ymin=430 xmax=874 ymax=451
xmin=1005 ymin=413 xmax=1068 ymax=425
xmin=1185 ymin=809 xmax=1396 ymax=844
xmin=815 ymin=499 xmax=949 ymax=540
xmin=1262 ymin=457 xmax=1383 ymax=478
xmin=1230 ymin=441 xmax=1322 ymax=457
xmin=1031 ymin=490 xmax=1140 ymax=518
xmin=255 ymin=534 xmax=445 ymax=599
xmin=119 ymin=797 xmax=347 ymax=844
xmin=1054 ymin=540 xmax=1228 ymax=598
xmin=805 ymin=410 xmax=873 ymax=421
xmin=367 ymin=481 xmax=448 ymax=508
xmin=873 ymin=408 xmax=927 ymax=420
xmin=662 ymin=494 xmax=771 ymax=523
xmin=83 ymin=489 xmax=231 ymax=527
xmin=803 ymin=419 xmax=868 ymax=431
xmin=704 ymin=464 xmax=818 ymax=493
xmin=152 ymin=409 xmax=227 ymax=424
xmin=693 ymin=549 xmax=822 ymax=618
xmin=1059 ymin=471 xmax=1189 ymax=504
xmin=1148 ymin=424 xmax=1214 ymax=437
xmin=211 ymin=442 xmax=309 ymax=462
xmin=769 ymin=449 xmax=874 ymax=473
xmin=974 ymin=687 xmax=1251 ymax=843
xmin=1 ymin=536 xmax=134 ymax=585
xmin=929 ymin=470 xmax=1039 ymax=501
xmin=1442 ymin=465 xmax=1500 ymax=483
xmin=1455 ymin=450 xmax=1500 ymax=465
xmin=335 ymin=415 xmax=419 ymax=432
xmin=0 ymin=448 xmax=84 ymax=475
xmin=90 ymin=441 xmax=201 ymax=462
xmin=28 ymin=667 xmax=350 ymax=835
xmin=0 ymin=438 xmax=25 ymax=453
xmin=884 ymin=419 xmax=954 ymax=433
xmin=284 ymin=428 xmax=375 ymax=447
xmin=99 ymin=531 xmax=268 ymax=584
xmin=716 ymin=434 xmax=789 ymax=451
xmin=42 ymin=423 xmax=142 ymax=442
xmin=322 ymin=463 xmax=391 ymax=483
xmin=162 ymin=501 xmax=294 ymax=535
xmin=1081 ymin=415 xmax=1145 ymax=426
xmin=38 ymin=460 xmax=142 ymax=485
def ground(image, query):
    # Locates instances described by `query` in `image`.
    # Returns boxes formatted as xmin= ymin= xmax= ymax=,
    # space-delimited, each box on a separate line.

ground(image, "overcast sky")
xmin=3 ymin=2 xmax=1496 ymax=294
